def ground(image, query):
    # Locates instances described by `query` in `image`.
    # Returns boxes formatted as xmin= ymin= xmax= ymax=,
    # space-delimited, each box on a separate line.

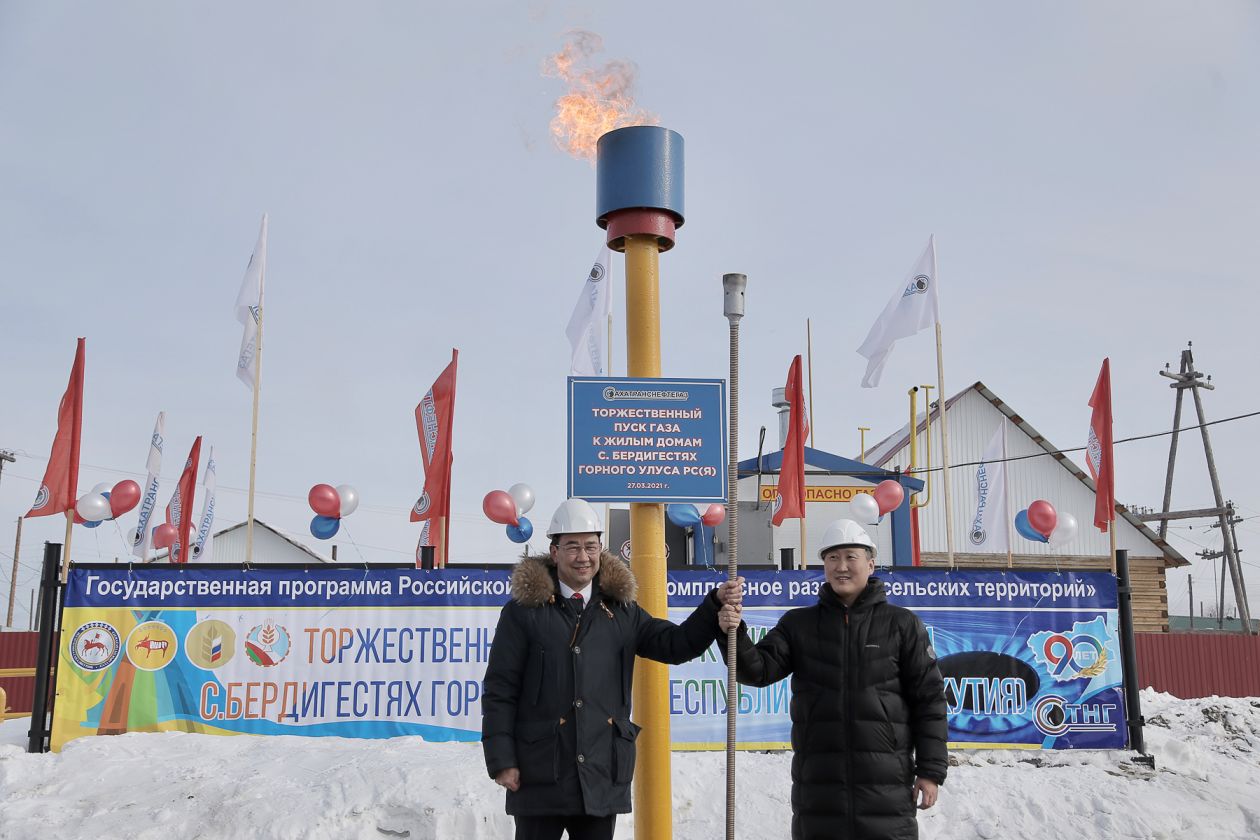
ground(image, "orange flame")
xmin=542 ymin=30 xmax=659 ymax=162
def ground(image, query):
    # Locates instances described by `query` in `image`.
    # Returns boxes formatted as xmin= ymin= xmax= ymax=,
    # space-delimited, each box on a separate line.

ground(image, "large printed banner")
xmin=53 ymin=566 xmax=1125 ymax=752
xmin=668 ymin=568 xmax=1127 ymax=750
xmin=52 ymin=565 xmax=503 ymax=752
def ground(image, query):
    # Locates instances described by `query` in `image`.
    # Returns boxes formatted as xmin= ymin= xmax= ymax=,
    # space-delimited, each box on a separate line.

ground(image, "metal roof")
xmin=738 ymin=446 xmax=924 ymax=491
xmin=867 ymin=381 xmax=1187 ymax=567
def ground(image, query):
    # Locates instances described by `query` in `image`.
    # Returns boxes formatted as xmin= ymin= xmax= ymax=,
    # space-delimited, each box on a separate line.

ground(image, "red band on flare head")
xmin=605 ymin=209 xmax=677 ymax=252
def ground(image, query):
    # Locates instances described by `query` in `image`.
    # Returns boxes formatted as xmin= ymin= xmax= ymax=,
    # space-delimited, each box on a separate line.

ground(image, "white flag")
xmin=130 ymin=412 xmax=165 ymax=560
xmin=968 ymin=421 xmax=1010 ymax=554
xmin=565 ymin=245 xmax=613 ymax=376
xmin=191 ymin=446 xmax=216 ymax=562
xmin=857 ymin=235 xmax=940 ymax=388
xmin=235 ymin=214 xmax=268 ymax=389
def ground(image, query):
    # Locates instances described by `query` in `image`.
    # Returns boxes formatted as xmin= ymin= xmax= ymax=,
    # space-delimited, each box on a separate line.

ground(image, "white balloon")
xmin=1048 ymin=512 xmax=1079 ymax=549
xmin=90 ymin=481 xmax=113 ymax=497
xmin=76 ymin=494 xmax=111 ymax=522
xmin=336 ymin=484 xmax=360 ymax=517
xmin=849 ymin=493 xmax=880 ymax=526
xmin=508 ymin=483 xmax=536 ymax=517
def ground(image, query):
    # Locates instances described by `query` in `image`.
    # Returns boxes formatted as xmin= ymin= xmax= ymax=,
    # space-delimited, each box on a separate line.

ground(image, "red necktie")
xmin=571 ymin=592 xmax=584 ymax=613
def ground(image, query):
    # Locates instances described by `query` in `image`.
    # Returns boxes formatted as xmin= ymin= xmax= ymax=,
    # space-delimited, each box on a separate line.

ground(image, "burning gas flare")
xmin=542 ymin=30 xmax=658 ymax=162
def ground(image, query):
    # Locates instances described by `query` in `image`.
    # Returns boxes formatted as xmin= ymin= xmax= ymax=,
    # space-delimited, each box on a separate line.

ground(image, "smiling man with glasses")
xmin=482 ymin=498 xmax=742 ymax=840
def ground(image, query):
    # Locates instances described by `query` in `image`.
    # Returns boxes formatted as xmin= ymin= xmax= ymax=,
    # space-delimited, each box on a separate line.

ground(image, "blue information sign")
xmin=568 ymin=377 xmax=727 ymax=503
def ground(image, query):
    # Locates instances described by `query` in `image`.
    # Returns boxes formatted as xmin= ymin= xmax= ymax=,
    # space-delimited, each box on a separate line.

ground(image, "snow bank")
xmin=2 ymin=690 xmax=1258 ymax=839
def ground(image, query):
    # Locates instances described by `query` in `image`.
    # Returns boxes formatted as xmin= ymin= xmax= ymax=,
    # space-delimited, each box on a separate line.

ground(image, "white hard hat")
xmin=818 ymin=519 xmax=877 ymax=560
xmin=546 ymin=498 xmax=604 ymax=538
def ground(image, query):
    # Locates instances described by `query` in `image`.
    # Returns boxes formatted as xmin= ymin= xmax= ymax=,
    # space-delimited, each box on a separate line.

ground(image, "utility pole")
xmin=1 ymin=451 xmax=17 ymax=630
xmin=1228 ymin=514 xmax=1246 ymax=617
xmin=1188 ymin=575 xmax=1193 ymax=630
xmin=1202 ymin=511 xmax=1248 ymax=630
xmin=7 ymin=517 xmax=21 ymax=629
xmin=1152 ymin=344 xmax=1252 ymax=634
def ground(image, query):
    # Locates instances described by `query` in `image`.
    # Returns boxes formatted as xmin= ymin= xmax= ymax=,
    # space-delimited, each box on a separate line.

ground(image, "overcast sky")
xmin=2 ymin=1 xmax=1258 ymax=624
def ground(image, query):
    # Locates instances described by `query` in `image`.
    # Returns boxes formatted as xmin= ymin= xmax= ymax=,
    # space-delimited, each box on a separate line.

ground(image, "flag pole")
xmin=935 ymin=320 xmax=956 ymax=568
xmin=799 ymin=519 xmax=808 ymax=570
xmin=1003 ymin=421 xmax=1013 ymax=569
xmin=439 ymin=516 xmax=448 ymax=569
xmin=1109 ymin=517 xmax=1117 ymax=575
xmin=807 ymin=318 xmax=815 ymax=448
xmin=245 ymin=226 xmax=266 ymax=566
xmin=604 ymin=311 xmax=613 ymax=549
xmin=60 ymin=337 xmax=86 ymax=583
xmin=60 ymin=511 xmax=74 ymax=583
xmin=930 ymin=232 xmax=955 ymax=568
xmin=803 ymin=322 xmax=813 ymax=571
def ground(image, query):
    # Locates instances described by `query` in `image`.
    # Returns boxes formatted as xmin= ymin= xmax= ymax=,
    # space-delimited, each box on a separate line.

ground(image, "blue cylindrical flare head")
xmin=596 ymin=126 xmax=685 ymax=251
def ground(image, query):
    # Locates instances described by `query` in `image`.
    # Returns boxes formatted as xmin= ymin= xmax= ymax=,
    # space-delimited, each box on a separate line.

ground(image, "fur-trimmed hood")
xmin=509 ymin=551 xmax=638 ymax=608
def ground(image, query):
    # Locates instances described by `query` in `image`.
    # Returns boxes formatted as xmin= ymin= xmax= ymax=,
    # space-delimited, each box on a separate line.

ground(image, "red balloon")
xmin=308 ymin=484 xmax=341 ymax=517
xmin=701 ymin=503 xmax=726 ymax=527
xmin=153 ymin=523 xmax=178 ymax=550
xmin=110 ymin=480 xmax=142 ymax=517
xmin=482 ymin=490 xmax=519 ymax=526
xmin=873 ymin=480 xmax=905 ymax=515
xmin=1028 ymin=500 xmax=1058 ymax=538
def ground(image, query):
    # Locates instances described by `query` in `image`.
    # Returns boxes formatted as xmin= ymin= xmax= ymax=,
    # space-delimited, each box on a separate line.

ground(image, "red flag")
xmin=165 ymin=436 xmax=202 ymax=563
xmin=411 ymin=350 xmax=458 ymax=563
xmin=1086 ymin=358 xmax=1114 ymax=532
xmin=773 ymin=355 xmax=808 ymax=526
xmin=26 ymin=338 xmax=86 ymax=518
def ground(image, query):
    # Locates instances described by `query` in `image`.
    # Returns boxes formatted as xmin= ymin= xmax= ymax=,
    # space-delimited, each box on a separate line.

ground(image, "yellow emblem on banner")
xmin=185 ymin=619 xmax=237 ymax=670
xmin=125 ymin=620 xmax=178 ymax=671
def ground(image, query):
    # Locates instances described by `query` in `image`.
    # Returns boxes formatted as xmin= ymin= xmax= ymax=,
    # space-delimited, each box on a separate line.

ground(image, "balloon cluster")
xmin=667 ymin=504 xmax=726 ymax=567
xmin=307 ymin=483 xmax=360 ymax=540
xmin=483 ymin=483 xmax=536 ymax=543
xmin=847 ymin=480 xmax=905 ymax=526
xmin=151 ymin=522 xmax=181 ymax=551
xmin=1014 ymin=500 xmax=1077 ymax=547
xmin=665 ymin=503 xmax=726 ymax=528
xmin=74 ymin=480 xmax=142 ymax=529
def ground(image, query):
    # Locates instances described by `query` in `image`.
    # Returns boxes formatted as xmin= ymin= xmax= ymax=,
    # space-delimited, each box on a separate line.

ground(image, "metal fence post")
xmin=27 ymin=541 xmax=62 ymax=753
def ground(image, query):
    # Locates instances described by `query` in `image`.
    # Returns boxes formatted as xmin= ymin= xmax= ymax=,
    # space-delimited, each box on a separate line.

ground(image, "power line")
xmin=927 ymin=409 xmax=1260 ymax=475
xmin=8 ymin=408 xmax=1259 ymax=493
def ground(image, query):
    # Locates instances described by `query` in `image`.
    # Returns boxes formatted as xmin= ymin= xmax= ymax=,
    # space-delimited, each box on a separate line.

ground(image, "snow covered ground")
xmin=2 ymin=690 xmax=1258 ymax=839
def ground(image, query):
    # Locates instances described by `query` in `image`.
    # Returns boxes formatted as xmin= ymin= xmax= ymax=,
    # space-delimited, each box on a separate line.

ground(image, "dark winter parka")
xmin=733 ymin=575 xmax=948 ymax=840
xmin=482 ymin=552 xmax=720 ymax=817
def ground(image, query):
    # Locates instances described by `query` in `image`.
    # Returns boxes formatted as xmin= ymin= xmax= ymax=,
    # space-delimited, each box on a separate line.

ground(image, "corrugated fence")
xmin=0 ymin=632 xmax=43 ymax=718
xmin=1135 ymin=632 xmax=1260 ymax=699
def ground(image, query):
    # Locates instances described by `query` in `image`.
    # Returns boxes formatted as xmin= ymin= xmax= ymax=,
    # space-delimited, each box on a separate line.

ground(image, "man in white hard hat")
xmin=483 ymin=498 xmax=743 ymax=840
xmin=717 ymin=518 xmax=948 ymax=840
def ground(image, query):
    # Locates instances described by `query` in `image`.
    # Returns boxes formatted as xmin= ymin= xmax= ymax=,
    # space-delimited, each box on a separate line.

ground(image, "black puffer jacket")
xmin=482 ymin=553 xmax=719 ymax=817
xmin=733 ymin=576 xmax=948 ymax=840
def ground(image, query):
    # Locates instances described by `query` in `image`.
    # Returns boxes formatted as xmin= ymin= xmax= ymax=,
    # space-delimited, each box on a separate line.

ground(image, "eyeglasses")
xmin=558 ymin=543 xmax=602 ymax=557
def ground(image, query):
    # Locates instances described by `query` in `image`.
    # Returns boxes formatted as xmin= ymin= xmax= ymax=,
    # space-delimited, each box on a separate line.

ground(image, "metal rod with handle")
xmin=722 ymin=273 xmax=746 ymax=840
xmin=1115 ymin=549 xmax=1147 ymax=756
